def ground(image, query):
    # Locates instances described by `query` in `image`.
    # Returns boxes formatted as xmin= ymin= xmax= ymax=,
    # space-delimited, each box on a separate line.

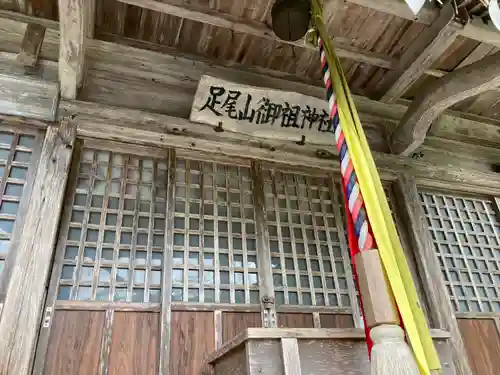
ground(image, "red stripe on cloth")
xmin=341 ymin=182 xmax=373 ymax=356
xmin=337 ymin=131 xmax=345 ymax=148
xmin=343 ymin=159 xmax=354 ymax=180
xmin=351 ymin=195 xmax=363 ymax=223
xmin=326 ymin=77 xmax=332 ymax=91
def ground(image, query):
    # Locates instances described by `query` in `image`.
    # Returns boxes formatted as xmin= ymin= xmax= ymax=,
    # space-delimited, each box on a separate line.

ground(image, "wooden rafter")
xmin=116 ymin=0 xmax=396 ymax=69
xmin=377 ymin=2 xmax=465 ymax=102
xmin=347 ymin=0 xmax=500 ymax=48
xmin=16 ymin=22 xmax=45 ymax=66
xmin=324 ymin=0 xmax=348 ymax=34
xmin=391 ymin=51 xmax=500 ymax=155
xmin=58 ymin=0 xmax=94 ymax=99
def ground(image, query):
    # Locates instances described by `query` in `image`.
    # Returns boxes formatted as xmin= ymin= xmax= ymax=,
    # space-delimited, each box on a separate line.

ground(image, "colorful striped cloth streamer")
xmin=318 ymin=39 xmax=374 ymax=254
xmin=308 ymin=1 xmax=442 ymax=374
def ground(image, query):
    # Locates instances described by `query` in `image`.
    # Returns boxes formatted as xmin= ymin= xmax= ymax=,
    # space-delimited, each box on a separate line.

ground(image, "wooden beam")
xmin=378 ymin=3 xmax=464 ymax=102
xmin=346 ymin=0 xmax=500 ymax=48
xmin=324 ymin=0 xmax=348 ymax=35
xmin=58 ymin=0 xmax=94 ymax=99
xmin=17 ymin=23 xmax=45 ymax=67
xmin=116 ymin=0 xmax=396 ymax=69
xmin=391 ymin=51 xmax=500 ymax=155
xmin=0 ymin=51 xmax=59 ymax=121
xmin=0 ymin=119 xmax=76 ymax=375
xmin=0 ymin=9 xmax=59 ymax=29
xmin=56 ymin=99 xmax=500 ymax=196
xmin=0 ymin=10 xmax=473 ymax=81
xmin=392 ymin=174 xmax=472 ymax=375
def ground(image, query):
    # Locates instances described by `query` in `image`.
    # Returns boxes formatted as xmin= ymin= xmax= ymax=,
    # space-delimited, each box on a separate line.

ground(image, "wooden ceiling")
xmin=1 ymin=0 xmax=500 ymax=118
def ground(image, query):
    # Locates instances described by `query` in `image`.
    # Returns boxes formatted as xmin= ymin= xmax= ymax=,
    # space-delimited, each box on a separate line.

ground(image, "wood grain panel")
xmin=458 ymin=319 xmax=500 ymax=375
xmin=44 ymin=310 xmax=104 ymax=375
xmin=320 ymin=314 xmax=355 ymax=328
xmin=222 ymin=312 xmax=261 ymax=343
xmin=170 ymin=311 xmax=215 ymax=375
xmin=277 ymin=313 xmax=314 ymax=328
xmin=214 ymin=345 xmax=247 ymax=375
xmin=108 ymin=312 xmax=159 ymax=375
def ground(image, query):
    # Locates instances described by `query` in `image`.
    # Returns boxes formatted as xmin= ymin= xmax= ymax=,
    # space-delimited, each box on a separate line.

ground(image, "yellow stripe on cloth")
xmin=310 ymin=1 xmax=441 ymax=374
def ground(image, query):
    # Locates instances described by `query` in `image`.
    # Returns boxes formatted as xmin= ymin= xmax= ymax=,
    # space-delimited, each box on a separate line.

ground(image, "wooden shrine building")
xmin=0 ymin=0 xmax=499 ymax=374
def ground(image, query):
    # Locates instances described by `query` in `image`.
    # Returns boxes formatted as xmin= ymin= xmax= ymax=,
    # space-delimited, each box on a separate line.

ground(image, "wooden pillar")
xmin=392 ymin=173 xmax=472 ymax=375
xmin=250 ymin=162 xmax=277 ymax=328
xmin=158 ymin=148 xmax=176 ymax=375
xmin=0 ymin=120 xmax=76 ymax=375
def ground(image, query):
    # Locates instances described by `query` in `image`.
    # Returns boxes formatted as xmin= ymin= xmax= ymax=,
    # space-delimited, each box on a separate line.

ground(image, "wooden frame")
xmin=392 ymin=174 xmax=472 ymax=375
xmin=0 ymin=124 xmax=44 ymax=302
xmin=0 ymin=119 xmax=76 ymax=375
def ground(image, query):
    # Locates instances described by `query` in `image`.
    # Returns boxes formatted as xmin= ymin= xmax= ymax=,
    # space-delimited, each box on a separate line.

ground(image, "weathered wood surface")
xmin=57 ymin=99 xmax=500 ymax=196
xmin=30 ymin=140 xmax=82 ymax=375
xmin=281 ymin=338 xmax=302 ymax=375
xmin=2 ymin=13 xmax=500 ymax=154
xmin=116 ymin=0 xmax=395 ymax=69
xmin=319 ymin=314 xmax=354 ymax=328
xmin=250 ymin=162 xmax=276 ymax=327
xmin=277 ymin=314 xmax=314 ymax=329
xmin=54 ymin=300 xmax=161 ymax=311
xmin=191 ymin=75 xmax=340 ymax=146
xmin=378 ymin=2 xmax=463 ymax=102
xmin=98 ymin=310 xmax=114 ymax=375
xmin=391 ymin=51 xmax=500 ymax=155
xmin=43 ymin=311 xmax=104 ymax=375
xmin=247 ymin=340 xmax=284 ymax=375
xmin=169 ymin=311 xmax=215 ymax=375
xmin=58 ymin=0 xmax=93 ymax=99
xmin=0 ymin=52 xmax=58 ymax=121
xmin=0 ymin=130 xmax=43 ymax=302
xmin=159 ymin=148 xmax=176 ymax=375
xmin=213 ymin=345 xmax=247 ymax=375
xmin=346 ymin=0 xmax=500 ymax=48
xmin=0 ymin=120 xmax=76 ymax=375
xmin=457 ymin=319 xmax=500 ymax=375
xmin=393 ymin=174 xmax=472 ymax=375
xmin=354 ymin=249 xmax=398 ymax=327
xmin=222 ymin=312 xmax=262 ymax=343
xmin=207 ymin=327 xmax=451 ymax=364
xmin=108 ymin=312 xmax=160 ymax=375
xmin=17 ymin=23 xmax=45 ymax=67
xmin=210 ymin=329 xmax=455 ymax=375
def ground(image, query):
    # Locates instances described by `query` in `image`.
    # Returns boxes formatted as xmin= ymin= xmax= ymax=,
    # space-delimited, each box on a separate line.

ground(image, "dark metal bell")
xmin=271 ymin=0 xmax=311 ymax=41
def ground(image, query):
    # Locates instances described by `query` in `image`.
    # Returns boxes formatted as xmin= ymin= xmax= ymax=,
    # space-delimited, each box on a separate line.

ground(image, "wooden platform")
xmin=207 ymin=328 xmax=455 ymax=375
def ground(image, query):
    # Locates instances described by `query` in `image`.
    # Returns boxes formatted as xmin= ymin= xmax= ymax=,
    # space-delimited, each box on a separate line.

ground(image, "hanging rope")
xmin=308 ymin=1 xmax=441 ymax=374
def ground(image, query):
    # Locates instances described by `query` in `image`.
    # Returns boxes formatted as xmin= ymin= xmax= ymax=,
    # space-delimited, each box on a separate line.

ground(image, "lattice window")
xmin=0 ymin=131 xmax=37 ymax=275
xmin=172 ymin=159 xmax=259 ymax=304
xmin=420 ymin=192 xmax=500 ymax=313
xmin=57 ymin=149 xmax=168 ymax=302
xmin=264 ymin=170 xmax=350 ymax=307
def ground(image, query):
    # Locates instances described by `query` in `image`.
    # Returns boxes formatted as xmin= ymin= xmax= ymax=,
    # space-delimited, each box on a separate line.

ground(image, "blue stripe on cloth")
xmin=346 ymin=170 xmax=355 ymax=199
xmin=339 ymin=140 xmax=347 ymax=161
xmin=354 ymin=207 xmax=366 ymax=236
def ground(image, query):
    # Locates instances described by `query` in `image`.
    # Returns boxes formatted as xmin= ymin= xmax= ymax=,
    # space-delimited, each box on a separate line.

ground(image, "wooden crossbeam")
xmin=347 ymin=0 xmax=500 ymax=48
xmin=58 ymin=0 xmax=94 ymax=99
xmin=391 ymin=51 xmax=500 ymax=155
xmin=377 ymin=2 xmax=464 ymax=102
xmin=116 ymin=0 xmax=396 ymax=69
xmin=17 ymin=23 xmax=45 ymax=66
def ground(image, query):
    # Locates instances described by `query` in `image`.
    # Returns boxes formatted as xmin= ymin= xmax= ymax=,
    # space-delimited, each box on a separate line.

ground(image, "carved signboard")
xmin=190 ymin=75 xmax=336 ymax=146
